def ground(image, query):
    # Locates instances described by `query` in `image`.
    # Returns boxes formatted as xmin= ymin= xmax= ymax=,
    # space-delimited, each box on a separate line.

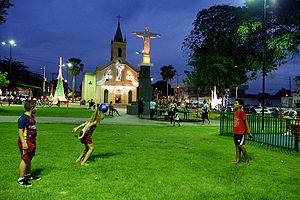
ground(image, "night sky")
xmin=0 ymin=0 xmax=298 ymax=94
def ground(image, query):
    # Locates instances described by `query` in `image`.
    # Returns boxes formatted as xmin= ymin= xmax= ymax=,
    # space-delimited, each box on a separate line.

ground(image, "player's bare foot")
xmin=81 ymin=162 xmax=89 ymax=166
xmin=76 ymin=159 xmax=81 ymax=163
xmin=232 ymin=160 xmax=240 ymax=164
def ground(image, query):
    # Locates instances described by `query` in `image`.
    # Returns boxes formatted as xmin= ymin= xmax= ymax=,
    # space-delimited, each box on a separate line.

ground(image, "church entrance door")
xmin=115 ymin=95 xmax=121 ymax=104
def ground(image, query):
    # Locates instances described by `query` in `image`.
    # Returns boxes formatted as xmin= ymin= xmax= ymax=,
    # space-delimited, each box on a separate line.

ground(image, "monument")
xmin=132 ymin=25 xmax=160 ymax=103
xmin=53 ymin=57 xmax=67 ymax=103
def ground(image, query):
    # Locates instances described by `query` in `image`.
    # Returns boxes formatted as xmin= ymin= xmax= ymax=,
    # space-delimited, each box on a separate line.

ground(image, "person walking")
xmin=201 ymin=100 xmax=210 ymax=125
xmin=233 ymin=99 xmax=253 ymax=165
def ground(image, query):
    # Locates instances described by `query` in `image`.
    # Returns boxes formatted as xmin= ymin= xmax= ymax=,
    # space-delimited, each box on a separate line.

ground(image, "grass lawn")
xmin=0 ymin=106 xmax=94 ymax=117
xmin=0 ymin=123 xmax=299 ymax=200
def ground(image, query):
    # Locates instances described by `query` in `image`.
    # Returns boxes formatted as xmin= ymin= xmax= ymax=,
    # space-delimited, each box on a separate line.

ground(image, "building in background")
xmin=82 ymin=20 xmax=139 ymax=105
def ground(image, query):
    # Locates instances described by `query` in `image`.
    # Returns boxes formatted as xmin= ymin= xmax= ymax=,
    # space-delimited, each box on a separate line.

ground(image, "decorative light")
xmin=101 ymin=85 xmax=136 ymax=94
xmin=97 ymin=69 xmax=112 ymax=85
xmin=126 ymin=71 xmax=139 ymax=87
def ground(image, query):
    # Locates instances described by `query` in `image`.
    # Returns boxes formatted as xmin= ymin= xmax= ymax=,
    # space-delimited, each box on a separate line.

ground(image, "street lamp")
xmin=2 ymin=40 xmax=17 ymax=106
xmin=261 ymin=0 xmax=267 ymax=130
xmin=41 ymin=66 xmax=46 ymax=96
xmin=135 ymin=50 xmax=144 ymax=64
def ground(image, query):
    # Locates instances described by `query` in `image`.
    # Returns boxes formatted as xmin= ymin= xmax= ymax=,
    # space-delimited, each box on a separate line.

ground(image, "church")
xmin=81 ymin=20 xmax=139 ymax=105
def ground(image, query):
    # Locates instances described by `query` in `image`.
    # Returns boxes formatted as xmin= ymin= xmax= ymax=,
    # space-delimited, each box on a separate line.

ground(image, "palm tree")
xmin=67 ymin=58 xmax=84 ymax=102
xmin=160 ymin=65 xmax=176 ymax=100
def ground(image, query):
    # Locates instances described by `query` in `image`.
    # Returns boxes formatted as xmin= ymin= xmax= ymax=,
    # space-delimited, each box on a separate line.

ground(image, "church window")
xmin=128 ymin=90 xmax=132 ymax=103
xmin=118 ymin=48 xmax=122 ymax=57
xmin=104 ymin=89 xmax=108 ymax=103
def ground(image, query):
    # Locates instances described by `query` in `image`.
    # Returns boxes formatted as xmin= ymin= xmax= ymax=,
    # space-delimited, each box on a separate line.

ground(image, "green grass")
xmin=0 ymin=123 xmax=299 ymax=200
xmin=0 ymin=106 xmax=94 ymax=117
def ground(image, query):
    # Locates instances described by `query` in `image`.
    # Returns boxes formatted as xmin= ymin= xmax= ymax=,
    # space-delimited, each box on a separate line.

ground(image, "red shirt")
xmin=234 ymin=109 xmax=247 ymax=135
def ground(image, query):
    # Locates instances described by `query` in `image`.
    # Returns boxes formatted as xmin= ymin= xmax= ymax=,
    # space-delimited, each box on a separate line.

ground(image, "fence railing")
xmin=220 ymin=112 xmax=300 ymax=151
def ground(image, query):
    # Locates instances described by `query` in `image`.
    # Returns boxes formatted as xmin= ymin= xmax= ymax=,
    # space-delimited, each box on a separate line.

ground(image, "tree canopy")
xmin=182 ymin=1 xmax=300 ymax=96
xmin=183 ymin=5 xmax=250 ymax=95
xmin=0 ymin=0 xmax=13 ymax=24
xmin=0 ymin=71 xmax=9 ymax=87
xmin=67 ymin=58 xmax=84 ymax=102
xmin=0 ymin=58 xmax=43 ymax=95
xmin=160 ymin=65 xmax=176 ymax=98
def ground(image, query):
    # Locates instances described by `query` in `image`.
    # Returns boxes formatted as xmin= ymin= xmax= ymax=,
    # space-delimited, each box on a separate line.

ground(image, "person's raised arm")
xmin=72 ymin=121 xmax=88 ymax=133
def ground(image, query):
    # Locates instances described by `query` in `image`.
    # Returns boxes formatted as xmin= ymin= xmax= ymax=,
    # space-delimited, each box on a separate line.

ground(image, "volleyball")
xmin=99 ymin=103 xmax=108 ymax=113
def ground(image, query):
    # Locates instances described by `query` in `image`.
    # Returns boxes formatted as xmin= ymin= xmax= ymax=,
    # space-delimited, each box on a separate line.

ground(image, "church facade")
xmin=82 ymin=21 xmax=139 ymax=105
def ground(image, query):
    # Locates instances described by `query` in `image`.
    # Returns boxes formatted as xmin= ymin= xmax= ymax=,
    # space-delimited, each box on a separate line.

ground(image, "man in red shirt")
xmin=234 ymin=99 xmax=253 ymax=165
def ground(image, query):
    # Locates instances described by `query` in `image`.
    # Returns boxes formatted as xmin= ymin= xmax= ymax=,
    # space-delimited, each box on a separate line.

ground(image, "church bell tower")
xmin=111 ymin=16 xmax=126 ymax=63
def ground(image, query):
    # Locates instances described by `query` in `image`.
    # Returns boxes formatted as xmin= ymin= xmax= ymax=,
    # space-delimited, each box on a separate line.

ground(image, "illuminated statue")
xmin=97 ymin=69 xmax=112 ymax=85
xmin=126 ymin=71 xmax=139 ymax=87
xmin=132 ymin=25 xmax=160 ymax=63
xmin=116 ymin=61 xmax=124 ymax=81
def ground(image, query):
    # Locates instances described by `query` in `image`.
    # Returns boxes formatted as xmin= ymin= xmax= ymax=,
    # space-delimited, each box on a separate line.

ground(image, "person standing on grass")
xmin=233 ymin=99 xmax=253 ymax=165
xmin=17 ymin=100 xmax=41 ymax=187
xmin=72 ymin=106 xmax=106 ymax=166
xmin=201 ymin=100 xmax=210 ymax=125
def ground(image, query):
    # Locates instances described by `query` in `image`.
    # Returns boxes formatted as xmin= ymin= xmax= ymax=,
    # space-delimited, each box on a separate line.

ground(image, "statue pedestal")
xmin=127 ymin=63 xmax=153 ymax=115
xmin=138 ymin=63 xmax=153 ymax=102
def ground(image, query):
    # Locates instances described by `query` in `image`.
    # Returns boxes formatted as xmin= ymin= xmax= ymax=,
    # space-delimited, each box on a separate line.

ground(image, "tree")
xmin=0 ymin=58 xmax=43 ymax=96
xmin=238 ymin=0 xmax=300 ymax=74
xmin=160 ymin=65 xmax=176 ymax=99
xmin=0 ymin=71 xmax=9 ymax=87
xmin=294 ymin=75 xmax=300 ymax=95
xmin=0 ymin=0 xmax=13 ymax=24
xmin=183 ymin=2 xmax=300 ymax=98
xmin=182 ymin=5 xmax=251 ymax=97
xmin=66 ymin=58 xmax=84 ymax=102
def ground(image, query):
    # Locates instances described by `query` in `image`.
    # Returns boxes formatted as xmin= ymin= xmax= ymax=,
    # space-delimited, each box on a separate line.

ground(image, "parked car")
xmin=244 ymin=106 xmax=257 ymax=114
xmin=283 ymin=110 xmax=297 ymax=118
xmin=256 ymin=109 xmax=272 ymax=115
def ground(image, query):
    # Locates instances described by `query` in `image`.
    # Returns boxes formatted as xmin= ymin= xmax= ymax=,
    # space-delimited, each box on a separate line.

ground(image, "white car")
xmin=256 ymin=109 xmax=272 ymax=115
xmin=283 ymin=110 xmax=297 ymax=117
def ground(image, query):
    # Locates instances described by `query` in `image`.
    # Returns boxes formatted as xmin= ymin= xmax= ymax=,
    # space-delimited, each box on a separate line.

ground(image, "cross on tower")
xmin=117 ymin=14 xmax=122 ymax=23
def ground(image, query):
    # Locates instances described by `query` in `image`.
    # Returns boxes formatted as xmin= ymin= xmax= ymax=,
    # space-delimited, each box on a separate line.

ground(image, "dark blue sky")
xmin=0 ymin=0 xmax=298 ymax=94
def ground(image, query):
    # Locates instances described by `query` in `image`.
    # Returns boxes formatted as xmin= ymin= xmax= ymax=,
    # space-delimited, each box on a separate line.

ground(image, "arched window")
xmin=128 ymin=90 xmax=132 ymax=103
xmin=118 ymin=48 xmax=122 ymax=57
xmin=104 ymin=89 xmax=108 ymax=103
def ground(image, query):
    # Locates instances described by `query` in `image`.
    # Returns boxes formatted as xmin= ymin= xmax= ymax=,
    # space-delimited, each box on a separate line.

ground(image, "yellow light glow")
xmin=143 ymin=55 xmax=150 ymax=64
xmin=101 ymin=85 xmax=136 ymax=94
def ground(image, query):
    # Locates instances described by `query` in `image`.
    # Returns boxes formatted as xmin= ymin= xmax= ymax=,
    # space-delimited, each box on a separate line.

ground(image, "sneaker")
xmin=17 ymin=178 xmax=32 ymax=187
xmin=26 ymin=174 xmax=41 ymax=181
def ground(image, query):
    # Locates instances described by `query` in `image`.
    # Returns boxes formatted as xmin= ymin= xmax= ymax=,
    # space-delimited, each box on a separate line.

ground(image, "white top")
xmin=150 ymin=101 xmax=156 ymax=109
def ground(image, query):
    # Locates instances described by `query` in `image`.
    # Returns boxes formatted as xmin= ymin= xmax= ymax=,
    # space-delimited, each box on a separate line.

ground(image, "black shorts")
xmin=201 ymin=112 xmax=208 ymax=119
xmin=234 ymin=134 xmax=245 ymax=146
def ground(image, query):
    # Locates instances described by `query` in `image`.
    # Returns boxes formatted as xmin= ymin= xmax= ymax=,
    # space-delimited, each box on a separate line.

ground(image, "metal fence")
xmin=220 ymin=112 xmax=300 ymax=151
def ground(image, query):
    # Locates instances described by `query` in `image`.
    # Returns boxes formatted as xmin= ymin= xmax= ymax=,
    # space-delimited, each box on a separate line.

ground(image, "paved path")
xmin=0 ymin=107 xmax=219 ymax=127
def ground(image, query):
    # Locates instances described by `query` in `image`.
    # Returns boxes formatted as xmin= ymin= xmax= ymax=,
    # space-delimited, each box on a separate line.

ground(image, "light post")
xmin=41 ymin=66 xmax=46 ymax=96
xmin=135 ymin=50 xmax=144 ymax=64
xmin=261 ymin=0 xmax=267 ymax=130
xmin=2 ymin=40 xmax=16 ymax=106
